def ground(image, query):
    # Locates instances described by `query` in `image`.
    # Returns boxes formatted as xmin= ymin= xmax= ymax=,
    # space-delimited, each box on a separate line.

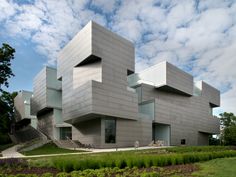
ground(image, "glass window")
xmin=139 ymin=100 xmax=155 ymax=120
xmin=136 ymin=86 xmax=142 ymax=102
xmin=60 ymin=127 xmax=72 ymax=140
xmin=105 ymin=119 xmax=116 ymax=143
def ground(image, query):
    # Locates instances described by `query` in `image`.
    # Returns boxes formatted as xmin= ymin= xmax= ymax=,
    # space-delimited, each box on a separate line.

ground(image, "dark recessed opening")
xmin=127 ymin=69 xmax=134 ymax=76
xmin=181 ymin=139 xmax=186 ymax=145
xmin=37 ymin=108 xmax=53 ymax=117
xmin=75 ymin=55 xmax=101 ymax=67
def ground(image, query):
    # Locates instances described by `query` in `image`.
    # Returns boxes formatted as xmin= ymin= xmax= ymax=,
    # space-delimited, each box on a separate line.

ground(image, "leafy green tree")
xmin=0 ymin=43 xmax=15 ymax=91
xmin=223 ymin=125 xmax=236 ymax=145
xmin=220 ymin=112 xmax=236 ymax=127
xmin=209 ymin=135 xmax=220 ymax=145
xmin=0 ymin=43 xmax=15 ymax=144
xmin=219 ymin=112 xmax=236 ymax=145
xmin=0 ymin=91 xmax=17 ymax=144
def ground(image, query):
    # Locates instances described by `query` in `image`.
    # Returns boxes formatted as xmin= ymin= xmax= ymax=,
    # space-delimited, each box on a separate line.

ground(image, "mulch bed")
xmin=0 ymin=164 xmax=199 ymax=177
xmin=0 ymin=167 xmax=60 ymax=176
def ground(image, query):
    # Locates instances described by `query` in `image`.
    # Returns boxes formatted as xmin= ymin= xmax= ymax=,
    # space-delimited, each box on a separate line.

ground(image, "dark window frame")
xmin=105 ymin=119 xmax=116 ymax=144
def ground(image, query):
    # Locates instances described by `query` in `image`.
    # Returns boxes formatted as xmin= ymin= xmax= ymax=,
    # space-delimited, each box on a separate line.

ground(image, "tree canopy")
xmin=0 ymin=43 xmax=16 ymax=144
xmin=0 ymin=43 xmax=15 ymax=91
xmin=220 ymin=112 xmax=236 ymax=127
xmin=219 ymin=112 xmax=236 ymax=145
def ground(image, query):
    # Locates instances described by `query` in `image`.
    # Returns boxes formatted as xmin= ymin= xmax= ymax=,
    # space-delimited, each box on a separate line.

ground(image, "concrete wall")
xmin=14 ymin=90 xmax=36 ymax=122
xmin=58 ymin=21 xmax=139 ymax=124
xmin=99 ymin=117 xmax=152 ymax=148
xmin=198 ymin=132 xmax=210 ymax=145
xmin=72 ymin=116 xmax=152 ymax=148
xmin=31 ymin=67 xmax=62 ymax=116
xmin=201 ymin=81 xmax=220 ymax=107
xmin=73 ymin=60 xmax=102 ymax=89
xmin=37 ymin=110 xmax=54 ymax=139
xmin=31 ymin=68 xmax=47 ymax=115
xmin=134 ymin=61 xmax=193 ymax=96
xmin=166 ymin=62 xmax=193 ymax=96
xmin=72 ymin=118 xmax=101 ymax=147
xmin=140 ymin=83 xmax=220 ymax=146
xmin=28 ymin=21 xmax=220 ymax=147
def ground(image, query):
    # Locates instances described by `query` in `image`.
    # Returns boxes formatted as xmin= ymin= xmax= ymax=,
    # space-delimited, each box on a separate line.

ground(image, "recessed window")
xmin=105 ymin=119 xmax=116 ymax=143
xmin=209 ymin=104 xmax=213 ymax=115
xmin=181 ymin=139 xmax=186 ymax=145
xmin=60 ymin=127 xmax=72 ymax=140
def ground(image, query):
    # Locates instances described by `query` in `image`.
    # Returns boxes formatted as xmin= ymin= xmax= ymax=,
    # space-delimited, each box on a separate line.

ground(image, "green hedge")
xmin=165 ymin=146 xmax=230 ymax=153
xmin=52 ymin=150 xmax=236 ymax=172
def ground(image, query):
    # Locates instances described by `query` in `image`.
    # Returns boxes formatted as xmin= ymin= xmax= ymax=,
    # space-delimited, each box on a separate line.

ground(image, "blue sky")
xmin=0 ymin=0 xmax=236 ymax=115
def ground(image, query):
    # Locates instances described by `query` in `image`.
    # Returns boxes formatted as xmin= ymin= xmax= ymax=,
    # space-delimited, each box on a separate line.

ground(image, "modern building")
xmin=12 ymin=90 xmax=41 ymax=143
xmin=15 ymin=21 xmax=220 ymax=148
xmin=14 ymin=90 xmax=37 ymax=129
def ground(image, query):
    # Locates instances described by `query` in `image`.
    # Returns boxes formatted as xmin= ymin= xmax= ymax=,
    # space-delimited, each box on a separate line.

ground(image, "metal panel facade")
xmin=27 ymin=21 xmax=220 ymax=148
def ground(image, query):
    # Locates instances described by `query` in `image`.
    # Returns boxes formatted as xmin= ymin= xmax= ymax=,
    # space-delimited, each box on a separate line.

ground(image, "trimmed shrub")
xmin=51 ymin=150 xmax=236 ymax=172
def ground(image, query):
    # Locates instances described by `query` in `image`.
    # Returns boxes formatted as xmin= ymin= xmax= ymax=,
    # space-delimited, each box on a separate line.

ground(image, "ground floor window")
xmin=105 ymin=119 xmax=116 ymax=143
xmin=60 ymin=127 xmax=72 ymax=140
xmin=181 ymin=139 xmax=186 ymax=145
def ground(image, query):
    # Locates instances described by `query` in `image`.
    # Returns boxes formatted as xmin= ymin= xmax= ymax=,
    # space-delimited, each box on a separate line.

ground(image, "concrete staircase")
xmin=10 ymin=125 xmax=46 ymax=143
xmin=54 ymin=139 xmax=79 ymax=150
xmin=8 ymin=125 xmax=49 ymax=153
xmin=54 ymin=137 xmax=93 ymax=150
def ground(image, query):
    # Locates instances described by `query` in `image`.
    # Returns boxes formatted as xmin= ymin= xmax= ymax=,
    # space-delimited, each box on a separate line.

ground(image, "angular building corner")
xmin=14 ymin=21 xmax=220 ymax=147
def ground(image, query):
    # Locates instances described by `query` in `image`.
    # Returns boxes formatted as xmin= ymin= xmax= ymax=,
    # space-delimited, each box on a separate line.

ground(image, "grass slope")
xmin=22 ymin=142 xmax=84 ymax=156
xmin=192 ymin=157 xmax=236 ymax=177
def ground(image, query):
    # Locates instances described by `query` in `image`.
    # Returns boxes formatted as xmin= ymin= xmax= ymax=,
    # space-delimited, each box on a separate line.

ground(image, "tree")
xmin=223 ymin=125 xmax=236 ymax=145
xmin=220 ymin=112 xmax=236 ymax=127
xmin=0 ymin=91 xmax=17 ymax=144
xmin=0 ymin=43 xmax=15 ymax=144
xmin=0 ymin=43 xmax=15 ymax=91
xmin=219 ymin=112 xmax=236 ymax=145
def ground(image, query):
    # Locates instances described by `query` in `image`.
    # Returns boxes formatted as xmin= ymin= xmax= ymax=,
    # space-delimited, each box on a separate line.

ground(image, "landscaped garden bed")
xmin=0 ymin=146 xmax=236 ymax=177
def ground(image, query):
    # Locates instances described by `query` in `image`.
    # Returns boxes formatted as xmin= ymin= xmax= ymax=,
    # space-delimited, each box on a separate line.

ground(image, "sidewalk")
xmin=1 ymin=146 xmax=168 ymax=159
xmin=1 ymin=145 xmax=25 ymax=158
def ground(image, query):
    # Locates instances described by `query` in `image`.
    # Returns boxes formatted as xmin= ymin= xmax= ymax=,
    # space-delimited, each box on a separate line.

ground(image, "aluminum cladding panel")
xmin=57 ymin=22 xmax=92 ymax=79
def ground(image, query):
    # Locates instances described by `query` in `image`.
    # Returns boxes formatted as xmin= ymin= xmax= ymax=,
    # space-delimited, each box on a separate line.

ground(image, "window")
xmin=60 ymin=127 xmax=72 ymax=140
xmin=138 ymin=100 xmax=155 ymax=120
xmin=105 ymin=119 xmax=116 ymax=143
xmin=136 ymin=86 xmax=142 ymax=102
xmin=181 ymin=139 xmax=186 ymax=145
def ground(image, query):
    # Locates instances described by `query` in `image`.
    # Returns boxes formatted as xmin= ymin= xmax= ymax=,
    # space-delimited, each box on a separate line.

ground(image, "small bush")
xmin=56 ymin=172 xmax=69 ymax=177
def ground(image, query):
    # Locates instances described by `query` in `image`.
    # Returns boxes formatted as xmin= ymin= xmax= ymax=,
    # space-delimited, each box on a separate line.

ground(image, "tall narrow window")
xmin=105 ymin=119 xmax=116 ymax=143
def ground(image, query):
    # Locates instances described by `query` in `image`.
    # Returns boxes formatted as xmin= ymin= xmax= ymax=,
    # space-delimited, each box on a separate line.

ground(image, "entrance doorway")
xmin=152 ymin=123 xmax=170 ymax=146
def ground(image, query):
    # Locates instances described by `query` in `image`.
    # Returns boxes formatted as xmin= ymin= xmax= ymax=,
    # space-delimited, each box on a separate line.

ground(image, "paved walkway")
xmin=1 ymin=145 xmax=169 ymax=159
xmin=1 ymin=145 xmax=25 ymax=158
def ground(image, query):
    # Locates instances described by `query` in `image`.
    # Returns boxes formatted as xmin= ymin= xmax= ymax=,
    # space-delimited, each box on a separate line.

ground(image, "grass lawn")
xmin=192 ymin=157 xmax=236 ymax=177
xmin=22 ymin=142 xmax=86 ymax=156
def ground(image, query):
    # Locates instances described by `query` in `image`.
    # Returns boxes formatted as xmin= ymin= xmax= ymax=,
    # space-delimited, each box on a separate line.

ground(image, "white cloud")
xmin=0 ymin=0 xmax=236 ymax=114
xmin=90 ymin=0 xmax=117 ymax=13
xmin=0 ymin=0 xmax=17 ymax=21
